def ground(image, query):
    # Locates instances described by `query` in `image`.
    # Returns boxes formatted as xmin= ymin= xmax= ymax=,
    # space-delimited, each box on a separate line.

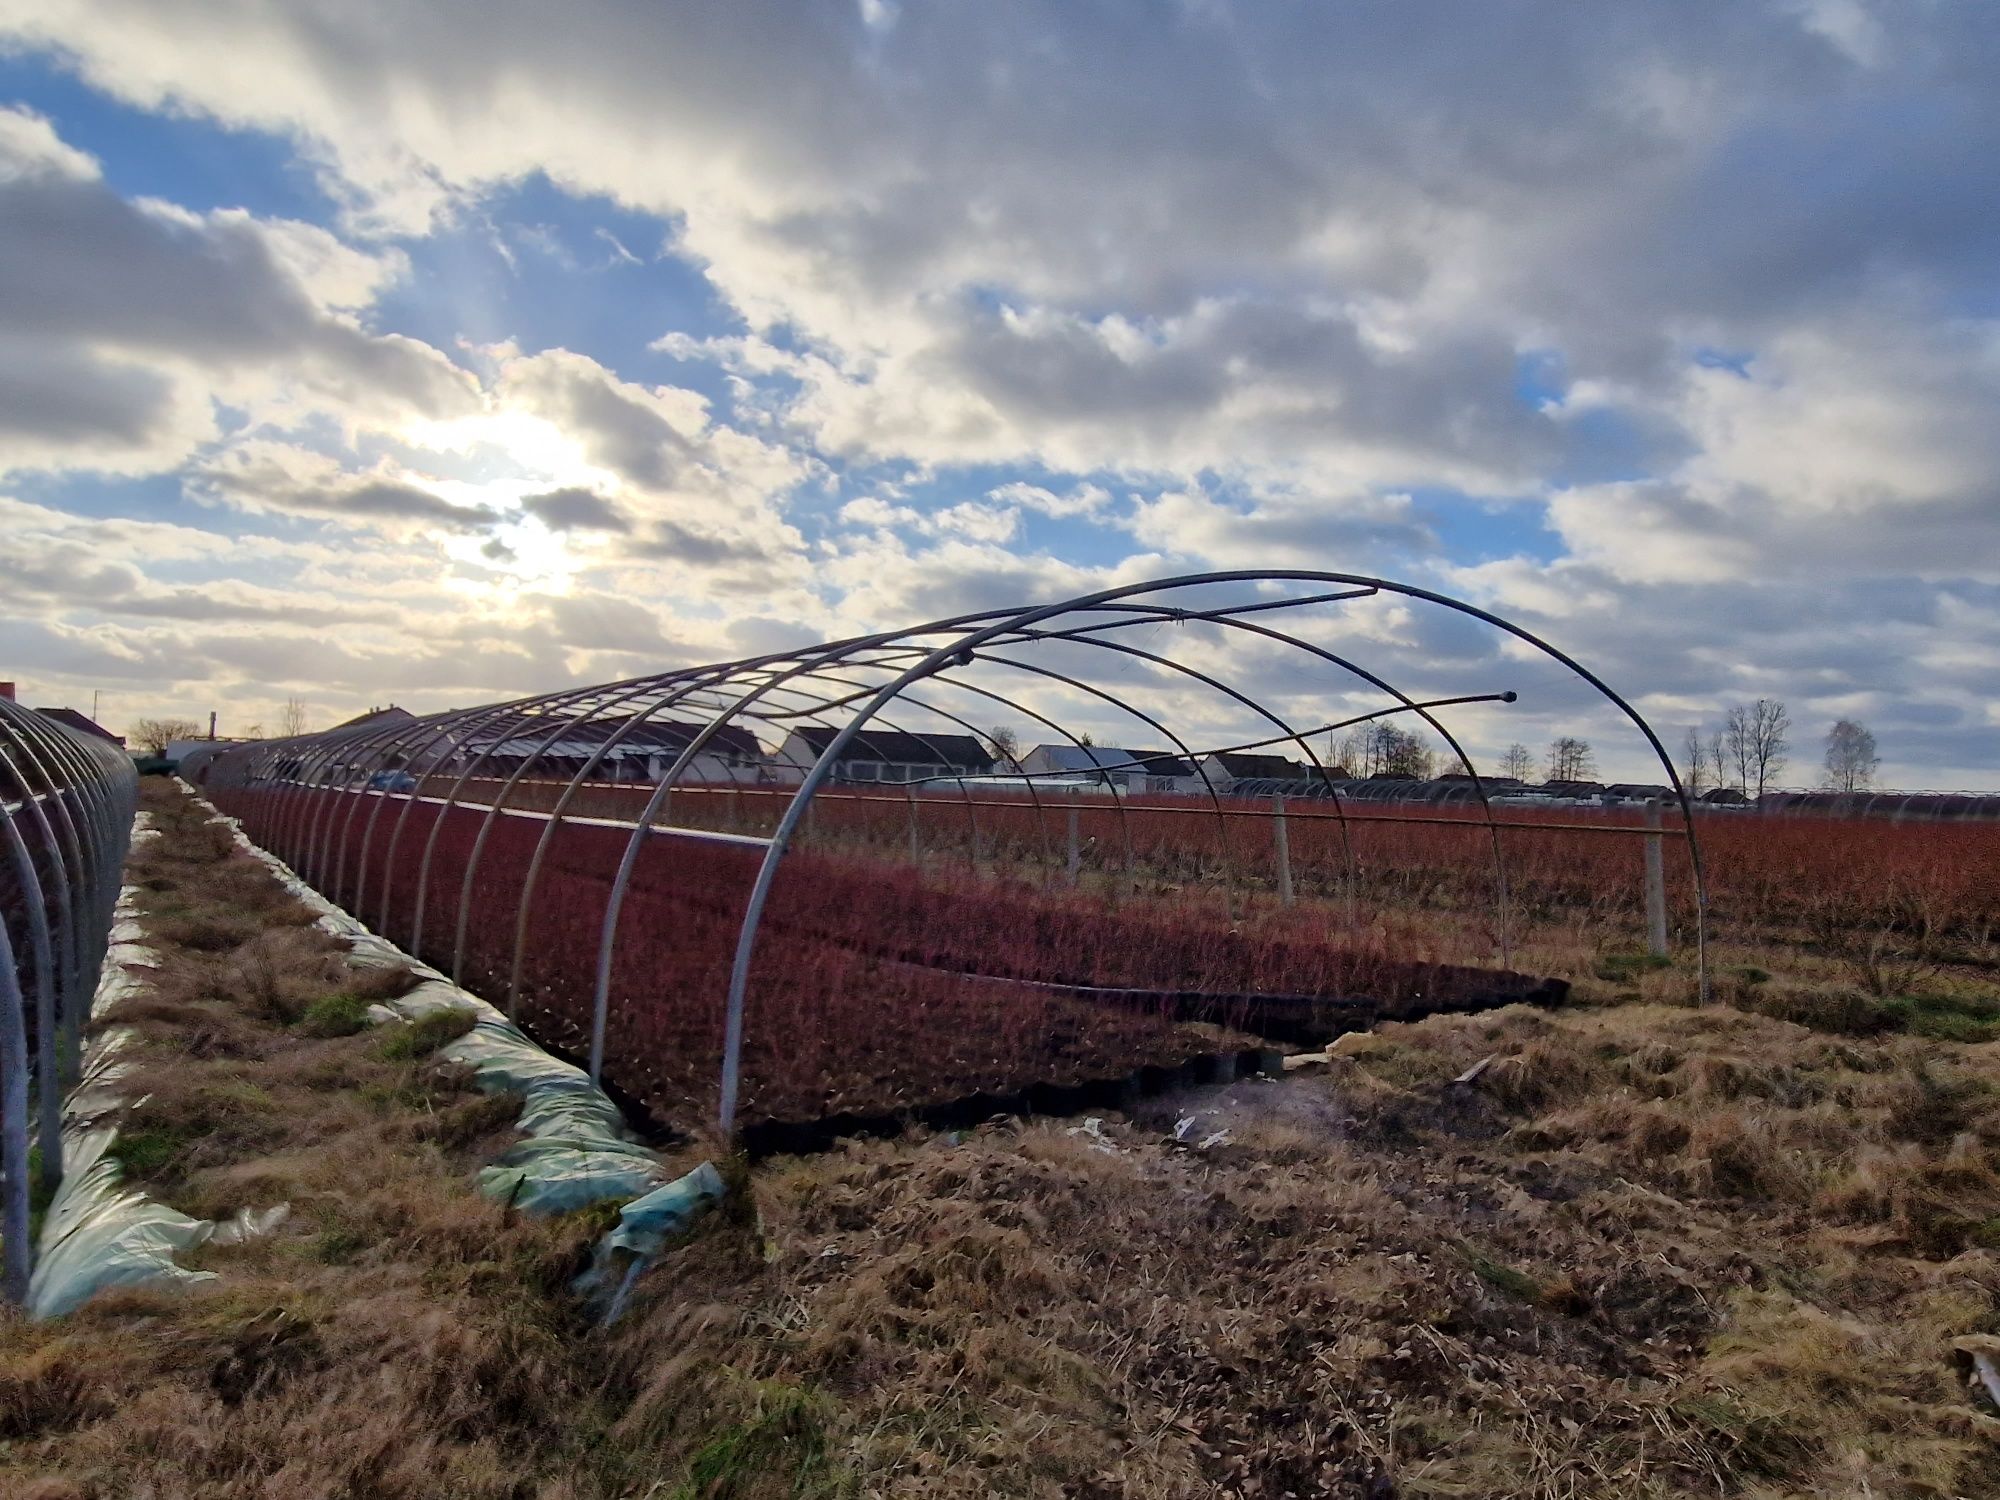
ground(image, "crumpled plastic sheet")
xmin=574 ymin=1161 xmax=728 ymax=1323
xmin=30 ymin=851 xmax=288 ymax=1320
xmin=188 ymin=790 xmax=705 ymax=1220
xmin=29 ymin=1121 xmax=290 ymax=1320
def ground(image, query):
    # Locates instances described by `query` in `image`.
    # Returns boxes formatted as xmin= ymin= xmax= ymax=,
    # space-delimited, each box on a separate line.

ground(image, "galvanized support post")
xmin=1644 ymin=802 xmax=1669 ymax=958
xmin=1066 ymin=804 xmax=1081 ymax=885
xmin=907 ymin=799 xmax=920 ymax=866
xmin=0 ymin=918 xmax=32 ymax=1307
xmin=0 ymin=806 xmax=61 ymax=1198
xmin=1273 ymin=794 xmax=1294 ymax=905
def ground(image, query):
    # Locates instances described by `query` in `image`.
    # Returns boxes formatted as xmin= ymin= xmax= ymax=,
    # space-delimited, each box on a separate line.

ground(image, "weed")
xmin=1456 ymin=1243 xmax=1543 ymax=1302
xmin=376 ymin=1007 xmax=479 ymax=1060
xmin=669 ymin=1381 xmax=847 ymax=1500
xmin=298 ymin=991 xmax=372 ymax=1038
xmin=108 ymin=1125 xmax=196 ymax=1180
xmin=1594 ymin=951 xmax=1673 ymax=982
xmin=1880 ymin=990 xmax=2000 ymax=1043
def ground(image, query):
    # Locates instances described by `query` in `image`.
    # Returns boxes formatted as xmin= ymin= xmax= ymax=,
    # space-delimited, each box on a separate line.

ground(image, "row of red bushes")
xmin=214 ymin=779 xmax=1995 ymax=1128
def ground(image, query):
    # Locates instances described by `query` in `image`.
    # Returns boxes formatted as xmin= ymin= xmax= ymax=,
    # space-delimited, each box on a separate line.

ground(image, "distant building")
xmin=1017 ymin=744 xmax=1202 ymax=795
xmin=1198 ymin=750 xmax=1315 ymax=790
xmin=330 ymin=705 xmax=418 ymax=732
xmin=34 ymin=706 xmax=126 ymax=747
xmin=1537 ymin=779 xmax=1606 ymax=800
xmin=773 ymin=725 xmax=992 ymax=785
xmin=1604 ymin=783 xmax=1673 ymax=803
xmin=165 ymin=736 xmax=257 ymax=764
xmin=439 ymin=711 xmax=768 ymax=784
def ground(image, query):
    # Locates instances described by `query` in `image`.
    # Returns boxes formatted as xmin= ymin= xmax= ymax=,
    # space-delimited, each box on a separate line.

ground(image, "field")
xmin=9 ymin=777 xmax=2000 ymax=1498
xmin=197 ymin=776 xmax=2000 ymax=1140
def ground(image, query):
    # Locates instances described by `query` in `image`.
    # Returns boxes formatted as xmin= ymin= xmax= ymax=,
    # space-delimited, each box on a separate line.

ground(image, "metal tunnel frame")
xmin=0 ymin=699 xmax=140 ymax=1304
xmin=194 ymin=570 xmax=1708 ymax=1141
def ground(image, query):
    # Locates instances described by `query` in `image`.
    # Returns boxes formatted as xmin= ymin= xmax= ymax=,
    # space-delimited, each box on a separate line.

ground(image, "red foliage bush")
xmin=214 ymin=778 xmax=1998 ymax=1130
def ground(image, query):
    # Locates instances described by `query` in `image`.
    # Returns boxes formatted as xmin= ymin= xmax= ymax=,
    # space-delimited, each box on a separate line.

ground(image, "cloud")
xmin=1126 ymin=484 xmax=1437 ymax=570
xmin=0 ymin=4 xmax=1997 ymax=781
xmin=193 ymin=441 xmax=499 ymax=531
xmin=520 ymin=485 xmax=632 ymax=533
xmin=1545 ymin=317 xmax=2000 ymax=585
xmin=0 ymin=105 xmax=477 ymax=477
xmin=627 ymin=518 xmax=778 ymax=568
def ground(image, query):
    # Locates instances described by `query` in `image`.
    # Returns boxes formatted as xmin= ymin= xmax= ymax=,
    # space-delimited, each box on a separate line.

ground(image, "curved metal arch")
xmin=278 ymin=717 xmax=414 ymax=885
xmin=316 ymin=709 xmax=476 ymax=903
xmin=0 ymin=715 xmax=89 ymax=1060
xmin=1139 ymin=607 xmax=1517 ymax=964
xmin=984 ymin=620 xmax=1363 ymax=903
xmin=421 ymin=676 xmax=710 ymax=965
xmin=1012 ymin=601 xmax=1517 ymax=955
xmin=0 ymin=783 xmax=60 ymax=1192
xmin=713 ymin=569 xmax=1707 ymax=1134
xmin=545 ymin=648 xmax=1052 ymax=1053
xmin=193 ymin=566 xmax=1706 ymax=1144
xmin=380 ymin=686 xmax=636 ymax=944
xmin=489 ymin=658 xmax=823 ymax=1004
xmin=431 ymin=674 xmax=715 ymax=973
xmin=574 ymin=618 xmax=1066 ymax=1079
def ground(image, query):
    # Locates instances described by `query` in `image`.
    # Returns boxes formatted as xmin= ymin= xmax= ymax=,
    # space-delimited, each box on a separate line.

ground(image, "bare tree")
xmin=1334 ymin=725 xmax=1374 ymax=776
xmin=986 ymin=725 xmax=1022 ymax=769
xmin=1499 ymin=742 xmax=1536 ymax=781
xmin=1376 ymin=725 xmax=1434 ymax=779
xmin=1546 ymin=736 xmax=1596 ymax=782
xmin=278 ymin=697 xmax=311 ymax=738
xmin=129 ymin=717 xmax=201 ymax=757
xmin=1822 ymin=718 xmax=1881 ymax=793
xmin=1679 ymin=725 xmax=1709 ymax=794
xmin=1724 ymin=699 xmax=1789 ymax=797
xmin=1705 ymin=728 xmax=1734 ymax=791
xmin=1339 ymin=722 xmax=1432 ymax=778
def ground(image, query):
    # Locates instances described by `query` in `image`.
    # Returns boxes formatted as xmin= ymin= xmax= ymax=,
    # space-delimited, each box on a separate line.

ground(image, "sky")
xmin=0 ymin=0 xmax=1995 ymax=787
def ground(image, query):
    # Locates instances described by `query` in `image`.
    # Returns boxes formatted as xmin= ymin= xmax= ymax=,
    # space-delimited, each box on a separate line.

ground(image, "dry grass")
xmin=4 ymin=780 xmax=1999 ymax=1497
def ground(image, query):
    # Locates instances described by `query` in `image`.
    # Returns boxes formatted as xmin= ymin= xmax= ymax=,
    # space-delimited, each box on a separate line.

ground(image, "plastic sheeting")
xmin=191 ymin=792 xmax=688 ymax=1217
xmin=29 ymin=1119 xmax=288 ymax=1320
xmin=31 ymin=812 xmax=287 ymax=1320
xmin=575 ymin=1161 xmax=728 ymax=1322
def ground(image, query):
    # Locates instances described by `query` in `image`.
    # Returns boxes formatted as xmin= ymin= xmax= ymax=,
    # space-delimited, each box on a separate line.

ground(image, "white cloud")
xmin=0 ymin=104 xmax=476 ymax=477
xmin=0 ymin=3 xmax=1996 ymax=779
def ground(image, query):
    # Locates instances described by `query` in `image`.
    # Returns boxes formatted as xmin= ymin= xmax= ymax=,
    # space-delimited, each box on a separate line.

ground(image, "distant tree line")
xmin=1334 ymin=722 xmax=1436 ymax=779
xmin=1675 ymin=701 xmax=1881 ymax=796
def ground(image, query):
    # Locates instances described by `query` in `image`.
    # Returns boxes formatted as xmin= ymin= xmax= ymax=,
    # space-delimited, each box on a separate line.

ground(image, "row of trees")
xmin=1679 ymin=699 xmax=1791 ymax=798
xmin=1678 ymin=701 xmax=1881 ymax=796
xmin=1489 ymin=706 xmax=1882 ymax=798
xmin=1493 ymin=737 xmax=1596 ymax=782
xmin=1333 ymin=722 xmax=1436 ymax=779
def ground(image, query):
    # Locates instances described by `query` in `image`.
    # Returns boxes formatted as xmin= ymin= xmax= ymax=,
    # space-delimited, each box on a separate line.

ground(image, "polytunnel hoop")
xmin=192 ymin=568 xmax=1708 ymax=1143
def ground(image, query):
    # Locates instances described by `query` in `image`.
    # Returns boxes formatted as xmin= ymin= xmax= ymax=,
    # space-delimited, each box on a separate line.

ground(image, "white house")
xmin=772 ymin=725 xmax=993 ymax=785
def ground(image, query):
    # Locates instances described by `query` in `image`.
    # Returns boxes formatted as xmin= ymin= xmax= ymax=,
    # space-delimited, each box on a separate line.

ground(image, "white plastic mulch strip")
xmin=30 ymin=812 xmax=288 ymax=1321
xmin=179 ymin=784 xmax=703 ymax=1219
